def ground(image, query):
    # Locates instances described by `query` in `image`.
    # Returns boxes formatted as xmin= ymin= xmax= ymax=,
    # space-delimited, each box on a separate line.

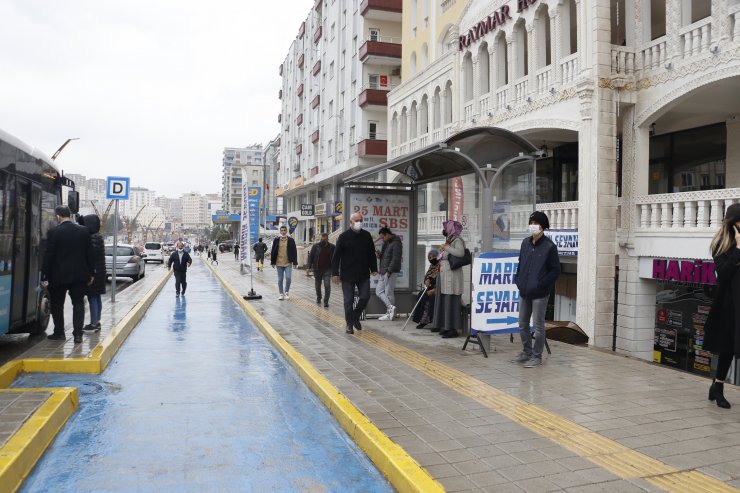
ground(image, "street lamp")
xmin=51 ymin=138 xmax=80 ymax=161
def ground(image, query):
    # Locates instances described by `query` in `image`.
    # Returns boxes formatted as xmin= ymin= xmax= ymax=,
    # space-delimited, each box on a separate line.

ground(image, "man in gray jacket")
xmin=376 ymin=227 xmax=403 ymax=321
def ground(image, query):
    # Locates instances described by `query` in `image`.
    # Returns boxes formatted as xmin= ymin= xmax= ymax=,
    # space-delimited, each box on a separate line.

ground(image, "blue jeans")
xmin=518 ymin=295 xmax=548 ymax=359
xmin=276 ymin=265 xmax=292 ymax=294
xmin=88 ymin=294 xmax=102 ymax=325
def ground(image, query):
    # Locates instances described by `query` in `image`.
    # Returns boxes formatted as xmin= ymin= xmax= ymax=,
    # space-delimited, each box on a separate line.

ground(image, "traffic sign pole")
xmin=112 ymin=200 xmax=118 ymax=303
xmin=106 ymin=176 xmax=129 ymax=303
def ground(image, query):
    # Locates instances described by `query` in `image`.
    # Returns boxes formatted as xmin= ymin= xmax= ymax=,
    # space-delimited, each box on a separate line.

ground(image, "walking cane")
xmin=402 ymin=286 xmax=428 ymax=331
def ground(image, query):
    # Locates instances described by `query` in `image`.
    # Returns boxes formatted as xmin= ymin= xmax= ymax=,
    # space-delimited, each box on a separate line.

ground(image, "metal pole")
xmin=111 ymin=200 xmax=118 ymax=303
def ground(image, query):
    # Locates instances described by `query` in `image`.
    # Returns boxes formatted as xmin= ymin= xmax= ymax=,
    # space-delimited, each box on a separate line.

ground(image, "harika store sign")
xmin=458 ymin=0 xmax=538 ymax=51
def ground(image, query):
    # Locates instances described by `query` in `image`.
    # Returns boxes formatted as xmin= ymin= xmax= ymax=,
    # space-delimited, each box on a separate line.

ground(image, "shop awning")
xmin=344 ymin=127 xmax=539 ymax=185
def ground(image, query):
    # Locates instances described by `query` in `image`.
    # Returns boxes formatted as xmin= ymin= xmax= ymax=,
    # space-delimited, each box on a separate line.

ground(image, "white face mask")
xmin=351 ymin=221 xmax=362 ymax=232
xmin=177 ymin=247 xmax=184 ymax=252
xmin=528 ymin=224 xmax=542 ymax=235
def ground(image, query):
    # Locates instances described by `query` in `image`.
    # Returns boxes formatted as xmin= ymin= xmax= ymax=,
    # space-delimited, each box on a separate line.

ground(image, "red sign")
xmin=449 ymin=177 xmax=464 ymax=222
xmin=379 ymin=75 xmax=388 ymax=87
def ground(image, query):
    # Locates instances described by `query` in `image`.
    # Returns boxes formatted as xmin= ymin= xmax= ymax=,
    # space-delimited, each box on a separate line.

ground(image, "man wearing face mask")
xmin=512 ymin=211 xmax=560 ymax=368
xmin=308 ymin=233 xmax=335 ymax=307
xmin=270 ymin=225 xmax=298 ymax=300
xmin=168 ymin=241 xmax=193 ymax=297
xmin=332 ymin=213 xmax=378 ymax=334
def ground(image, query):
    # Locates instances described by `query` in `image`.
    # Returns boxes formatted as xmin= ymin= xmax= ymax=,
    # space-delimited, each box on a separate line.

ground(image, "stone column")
xmin=550 ymin=6 xmax=563 ymax=85
xmin=527 ymin=25 xmax=536 ymax=97
xmin=667 ymin=0 xmax=682 ymax=64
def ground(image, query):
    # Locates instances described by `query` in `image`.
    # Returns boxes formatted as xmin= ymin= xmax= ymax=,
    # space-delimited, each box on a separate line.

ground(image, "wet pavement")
xmin=13 ymin=262 xmax=392 ymax=493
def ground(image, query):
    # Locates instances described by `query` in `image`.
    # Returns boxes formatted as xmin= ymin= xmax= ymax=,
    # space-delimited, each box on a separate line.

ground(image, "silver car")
xmin=105 ymin=244 xmax=146 ymax=282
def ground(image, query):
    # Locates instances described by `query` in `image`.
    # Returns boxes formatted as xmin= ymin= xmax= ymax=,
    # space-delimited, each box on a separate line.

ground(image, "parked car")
xmin=143 ymin=242 xmax=164 ymax=263
xmin=105 ymin=244 xmax=146 ymax=282
xmin=219 ymin=240 xmax=236 ymax=253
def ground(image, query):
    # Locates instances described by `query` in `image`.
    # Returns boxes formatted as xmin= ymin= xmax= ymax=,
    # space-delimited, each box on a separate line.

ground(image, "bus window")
xmin=41 ymin=191 xmax=57 ymax=240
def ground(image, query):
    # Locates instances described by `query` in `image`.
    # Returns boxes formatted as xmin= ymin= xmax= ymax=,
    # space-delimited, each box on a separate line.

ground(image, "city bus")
xmin=0 ymin=129 xmax=78 ymax=336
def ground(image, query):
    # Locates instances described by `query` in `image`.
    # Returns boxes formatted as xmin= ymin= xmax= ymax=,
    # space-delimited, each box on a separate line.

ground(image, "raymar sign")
xmin=471 ymin=253 xmax=521 ymax=334
xmin=459 ymin=0 xmax=538 ymax=51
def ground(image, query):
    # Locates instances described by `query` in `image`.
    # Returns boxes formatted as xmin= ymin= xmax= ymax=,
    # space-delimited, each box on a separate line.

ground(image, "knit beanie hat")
xmin=529 ymin=211 xmax=550 ymax=230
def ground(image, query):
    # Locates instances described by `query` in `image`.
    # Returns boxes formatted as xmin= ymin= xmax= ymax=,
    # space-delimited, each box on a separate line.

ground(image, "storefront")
xmin=640 ymin=257 xmax=718 ymax=380
xmin=314 ymin=202 xmax=340 ymax=235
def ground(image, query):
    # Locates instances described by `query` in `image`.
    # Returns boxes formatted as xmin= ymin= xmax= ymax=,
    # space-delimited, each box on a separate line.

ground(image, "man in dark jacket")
xmin=253 ymin=238 xmax=268 ymax=271
xmin=168 ymin=241 xmax=193 ymax=296
xmin=41 ymin=205 xmax=95 ymax=343
xmin=270 ymin=226 xmax=298 ymax=300
xmin=332 ymin=213 xmax=378 ymax=334
xmin=79 ymin=214 xmax=106 ymax=333
xmin=512 ymin=211 xmax=560 ymax=368
xmin=308 ymin=233 xmax=335 ymax=307
xmin=376 ymin=227 xmax=403 ymax=321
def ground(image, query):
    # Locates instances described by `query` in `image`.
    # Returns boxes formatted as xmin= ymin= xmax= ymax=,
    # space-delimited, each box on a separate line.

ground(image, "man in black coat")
xmin=41 ymin=205 xmax=94 ymax=343
xmin=168 ymin=241 xmax=193 ymax=296
xmin=332 ymin=212 xmax=378 ymax=334
xmin=308 ymin=233 xmax=335 ymax=307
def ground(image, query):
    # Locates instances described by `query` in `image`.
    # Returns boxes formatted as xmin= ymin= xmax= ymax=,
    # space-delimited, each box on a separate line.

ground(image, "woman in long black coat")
xmin=703 ymin=203 xmax=740 ymax=409
xmin=80 ymin=214 xmax=106 ymax=332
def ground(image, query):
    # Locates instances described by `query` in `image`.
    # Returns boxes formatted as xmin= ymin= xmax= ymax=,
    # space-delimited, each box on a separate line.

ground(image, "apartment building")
xmin=276 ymin=0 xmax=403 ymax=242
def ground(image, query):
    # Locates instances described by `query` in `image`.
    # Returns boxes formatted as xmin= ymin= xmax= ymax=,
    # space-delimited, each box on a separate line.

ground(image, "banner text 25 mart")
xmin=471 ymin=252 xmax=521 ymax=334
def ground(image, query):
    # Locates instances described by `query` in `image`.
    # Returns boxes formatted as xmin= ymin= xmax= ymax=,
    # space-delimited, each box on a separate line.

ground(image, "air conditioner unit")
xmin=391 ymin=68 xmax=401 ymax=76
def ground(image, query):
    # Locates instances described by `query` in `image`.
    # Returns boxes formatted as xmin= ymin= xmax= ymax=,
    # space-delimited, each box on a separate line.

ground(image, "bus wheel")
xmin=30 ymin=291 xmax=51 ymax=335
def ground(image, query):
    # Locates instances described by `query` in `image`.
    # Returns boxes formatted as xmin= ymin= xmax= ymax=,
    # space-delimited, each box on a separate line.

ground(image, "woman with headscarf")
xmin=704 ymin=203 xmax=740 ymax=409
xmin=412 ymin=249 xmax=439 ymax=329
xmin=79 ymin=214 xmax=106 ymax=332
xmin=432 ymin=220 xmax=466 ymax=338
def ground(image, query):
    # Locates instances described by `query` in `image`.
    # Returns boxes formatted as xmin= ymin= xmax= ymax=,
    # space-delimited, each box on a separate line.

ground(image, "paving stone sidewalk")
xmin=213 ymin=255 xmax=740 ymax=493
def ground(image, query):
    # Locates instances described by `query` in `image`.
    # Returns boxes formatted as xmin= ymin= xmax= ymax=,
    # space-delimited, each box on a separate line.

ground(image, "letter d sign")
xmin=106 ymin=176 xmax=130 ymax=200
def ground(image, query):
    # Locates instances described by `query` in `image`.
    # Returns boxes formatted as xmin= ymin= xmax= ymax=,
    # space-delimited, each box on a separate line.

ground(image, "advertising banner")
xmin=450 ymin=177 xmax=464 ymax=223
xmin=248 ymin=187 xmax=261 ymax=245
xmin=348 ymin=191 xmax=411 ymax=290
xmin=239 ymin=184 xmax=252 ymax=272
xmin=544 ymin=229 xmax=579 ymax=257
xmin=471 ymin=253 xmax=521 ymax=334
xmin=492 ymin=200 xmax=511 ymax=248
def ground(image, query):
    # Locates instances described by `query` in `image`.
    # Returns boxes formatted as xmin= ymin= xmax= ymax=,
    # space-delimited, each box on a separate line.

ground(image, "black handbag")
xmin=447 ymin=248 xmax=471 ymax=270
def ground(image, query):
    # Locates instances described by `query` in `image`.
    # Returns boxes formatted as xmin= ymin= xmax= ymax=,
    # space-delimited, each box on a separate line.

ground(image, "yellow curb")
xmin=205 ymin=262 xmax=444 ymax=493
xmin=0 ymin=387 xmax=78 ymax=493
xmin=0 ymin=270 xmax=172 ymax=386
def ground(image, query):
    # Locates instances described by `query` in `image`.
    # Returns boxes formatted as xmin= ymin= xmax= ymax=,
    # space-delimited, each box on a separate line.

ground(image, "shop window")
xmin=535 ymin=143 xmax=579 ymax=203
xmin=689 ymin=0 xmax=711 ymax=24
xmin=650 ymin=0 xmax=666 ymax=40
xmin=478 ymin=43 xmax=490 ymax=94
xmin=463 ymin=53 xmax=473 ymax=101
xmin=611 ymin=0 xmax=627 ymax=46
xmin=418 ymin=184 xmax=427 ymax=213
xmin=648 ymin=123 xmax=727 ymax=194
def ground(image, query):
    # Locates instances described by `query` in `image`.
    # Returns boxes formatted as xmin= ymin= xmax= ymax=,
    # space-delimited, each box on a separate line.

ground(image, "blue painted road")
xmin=15 ymin=263 xmax=393 ymax=493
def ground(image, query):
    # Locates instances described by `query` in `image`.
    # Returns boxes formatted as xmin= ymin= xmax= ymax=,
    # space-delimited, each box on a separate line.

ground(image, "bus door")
xmin=25 ymin=185 xmax=42 ymax=322
xmin=11 ymin=179 xmax=31 ymax=326
xmin=0 ymin=172 xmax=12 ymax=334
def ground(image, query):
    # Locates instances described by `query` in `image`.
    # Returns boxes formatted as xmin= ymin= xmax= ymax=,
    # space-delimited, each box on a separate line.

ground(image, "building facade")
xmin=222 ymin=146 xmax=263 ymax=215
xmin=387 ymin=0 xmax=740 ymax=368
xmin=181 ymin=192 xmax=209 ymax=229
xmin=276 ymin=0 xmax=403 ymax=242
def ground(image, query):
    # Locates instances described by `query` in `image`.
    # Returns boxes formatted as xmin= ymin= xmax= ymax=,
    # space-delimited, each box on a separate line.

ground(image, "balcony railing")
xmin=535 ymin=66 xmax=552 ymax=94
xmin=311 ymin=94 xmax=320 ymax=108
xmin=513 ymin=76 xmax=528 ymax=102
xmin=298 ymin=22 xmax=306 ymax=39
xmin=360 ymin=0 xmax=402 ymax=17
xmin=479 ymin=95 xmax=490 ymax=117
xmin=560 ymin=53 xmax=579 ymax=84
xmin=279 ymin=64 xmax=283 ymax=76
xmin=680 ymin=17 xmax=712 ymax=59
xmin=313 ymin=26 xmax=322 ymax=44
xmin=312 ymin=60 xmax=321 ymax=76
xmin=496 ymin=86 xmax=508 ymax=110
xmin=611 ymin=46 xmax=636 ymax=74
xmin=640 ymin=36 xmax=667 ymax=71
xmin=537 ymin=202 xmax=580 ymax=229
xmin=314 ymin=0 xmax=322 ymax=11
xmin=358 ymin=87 xmax=389 ymax=107
xmin=463 ymin=102 xmax=474 ymax=122
xmin=297 ymin=83 xmax=304 ymax=97
xmin=295 ymin=144 xmax=303 ymax=155
xmin=635 ymin=189 xmax=740 ymax=230
xmin=295 ymin=113 xmax=303 ymax=126
xmin=358 ymin=134 xmax=387 ymax=157
xmin=732 ymin=4 xmax=740 ymax=42
xmin=298 ymin=53 xmax=305 ymax=69
xmin=359 ymin=38 xmax=402 ymax=62
xmin=311 ymin=129 xmax=320 ymax=143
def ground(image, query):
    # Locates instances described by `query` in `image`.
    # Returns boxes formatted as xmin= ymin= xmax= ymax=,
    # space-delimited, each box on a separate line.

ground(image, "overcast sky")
xmin=0 ymin=0 xmax=308 ymax=197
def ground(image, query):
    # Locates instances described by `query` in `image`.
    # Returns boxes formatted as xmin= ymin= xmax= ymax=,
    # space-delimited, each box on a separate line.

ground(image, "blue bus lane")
xmin=14 ymin=263 xmax=393 ymax=493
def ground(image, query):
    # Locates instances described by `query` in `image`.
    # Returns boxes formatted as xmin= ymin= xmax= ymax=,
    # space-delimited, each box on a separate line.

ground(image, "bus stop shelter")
xmin=343 ymin=127 xmax=541 ymax=321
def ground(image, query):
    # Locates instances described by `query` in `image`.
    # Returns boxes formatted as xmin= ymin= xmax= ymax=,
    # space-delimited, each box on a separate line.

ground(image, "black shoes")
xmin=441 ymin=330 xmax=459 ymax=338
xmin=47 ymin=333 xmax=66 ymax=341
xmin=175 ymin=292 xmax=180 ymax=297
xmin=709 ymin=380 xmax=732 ymax=409
xmin=316 ymin=298 xmax=321 ymax=305
xmin=345 ymin=325 xmax=354 ymax=334
xmin=353 ymin=319 xmax=362 ymax=330
xmin=430 ymin=327 xmax=440 ymax=333
xmin=416 ymin=323 xmax=427 ymax=329
xmin=73 ymin=333 xmax=83 ymax=344
xmin=83 ymin=323 xmax=101 ymax=333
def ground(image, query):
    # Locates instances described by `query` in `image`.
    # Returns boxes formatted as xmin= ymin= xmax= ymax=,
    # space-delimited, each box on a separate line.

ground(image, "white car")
xmin=143 ymin=242 xmax=164 ymax=263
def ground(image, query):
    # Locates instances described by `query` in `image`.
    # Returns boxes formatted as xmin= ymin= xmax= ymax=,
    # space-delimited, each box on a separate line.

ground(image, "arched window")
xmin=400 ymin=107 xmax=408 ymax=142
xmin=568 ymin=0 xmax=578 ymax=53
xmin=463 ymin=52 xmax=474 ymax=102
xmin=410 ymin=52 xmax=417 ymax=76
xmin=535 ymin=5 xmax=551 ymax=68
xmin=478 ymin=42 xmax=490 ymax=94
xmin=421 ymin=43 xmax=429 ymax=69
xmin=443 ymin=81 xmax=453 ymax=124
xmin=513 ymin=20 xmax=528 ymax=78
xmin=391 ymin=112 xmax=399 ymax=144
xmin=495 ymin=32 xmax=508 ymax=87
xmin=419 ymin=95 xmax=429 ymax=135
xmin=410 ymin=101 xmax=418 ymax=138
xmin=439 ymin=25 xmax=453 ymax=54
xmin=432 ymin=87 xmax=441 ymax=129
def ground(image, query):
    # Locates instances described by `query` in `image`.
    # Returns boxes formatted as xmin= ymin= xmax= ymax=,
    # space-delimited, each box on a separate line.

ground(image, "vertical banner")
xmin=248 ymin=187 xmax=261 ymax=245
xmin=348 ymin=191 xmax=411 ymax=290
xmin=492 ymin=200 xmax=511 ymax=248
xmin=239 ymin=184 xmax=252 ymax=272
xmin=471 ymin=252 xmax=521 ymax=334
xmin=449 ymin=176 xmax=464 ymax=222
